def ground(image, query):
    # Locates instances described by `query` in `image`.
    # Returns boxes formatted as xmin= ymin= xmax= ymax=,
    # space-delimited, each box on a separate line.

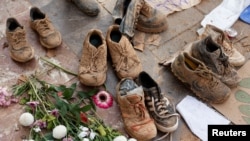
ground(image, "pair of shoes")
xmin=116 ymin=71 xmax=179 ymax=140
xmin=71 ymin=0 xmax=100 ymax=16
xmin=112 ymin=0 xmax=168 ymax=38
xmin=200 ymin=24 xmax=245 ymax=67
xmin=5 ymin=7 xmax=62 ymax=62
xmin=78 ymin=25 xmax=142 ymax=86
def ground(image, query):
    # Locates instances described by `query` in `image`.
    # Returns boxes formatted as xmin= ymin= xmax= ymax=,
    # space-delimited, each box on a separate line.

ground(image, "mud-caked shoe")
xmin=30 ymin=7 xmax=62 ymax=49
xmin=171 ymin=52 xmax=231 ymax=104
xmin=106 ymin=25 xmax=142 ymax=79
xmin=200 ymin=24 xmax=245 ymax=67
xmin=78 ymin=29 xmax=107 ymax=86
xmin=5 ymin=18 xmax=34 ymax=62
xmin=136 ymin=1 xmax=168 ymax=34
xmin=71 ymin=0 xmax=100 ymax=16
xmin=118 ymin=0 xmax=144 ymax=38
xmin=138 ymin=71 xmax=179 ymax=140
xmin=190 ymin=35 xmax=241 ymax=87
xmin=116 ymin=78 xmax=157 ymax=140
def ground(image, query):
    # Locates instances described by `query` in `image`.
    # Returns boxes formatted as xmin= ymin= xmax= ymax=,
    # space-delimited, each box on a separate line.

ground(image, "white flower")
xmin=89 ymin=130 xmax=97 ymax=140
xmin=33 ymin=127 xmax=41 ymax=132
xmin=113 ymin=135 xmax=127 ymax=141
xmin=128 ymin=138 xmax=137 ymax=141
xmin=82 ymin=138 xmax=90 ymax=141
xmin=79 ymin=126 xmax=89 ymax=131
xmin=19 ymin=112 xmax=34 ymax=126
xmin=52 ymin=125 xmax=67 ymax=139
xmin=78 ymin=131 xmax=89 ymax=138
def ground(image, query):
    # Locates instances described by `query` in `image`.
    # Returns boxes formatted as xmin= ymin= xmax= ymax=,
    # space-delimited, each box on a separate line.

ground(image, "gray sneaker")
xmin=190 ymin=35 xmax=241 ymax=87
xmin=71 ymin=0 xmax=100 ymax=16
xmin=138 ymin=71 xmax=179 ymax=139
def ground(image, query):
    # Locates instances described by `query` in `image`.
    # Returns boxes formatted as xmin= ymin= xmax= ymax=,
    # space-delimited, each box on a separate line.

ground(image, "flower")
xmin=78 ymin=131 xmax=89 ymax=139
xmin=92 ymin=90 xmax=113 ymax=109
xmin=50 ymin=108 xmax=59 ymax=117
xmin=0 ymin=86 xmax=18 ymax=107
xmin=52 ymin=125 xmax=67 ymax=139
xmin=19 ymin=112 xmax=34 ymax=126
xmin=33 ymin=127 xmax=41 ymax=133
xmin=128 ymin=138 xmax=137 ymax=141
xmin=62 ymin=137 xmax=74 ymax=141
xmin=26 ymin=101 xmax=39 ymax=109
xmin=82 ymin=138 xmax=90 ymax=141
xmin=89 ymin=130 xmax=97 ymax=140
xmin=113 ymin=135 xmax=128 ymax=141
xmin=80 ymin=112 xmax=88 ymax=124
xmin=33 ymin=119 xmax=47 ymax=128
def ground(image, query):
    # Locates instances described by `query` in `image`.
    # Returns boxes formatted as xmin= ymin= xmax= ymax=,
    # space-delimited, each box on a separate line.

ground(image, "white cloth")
xmin=201 ymin=0 xmax=250 ymax=30
xmin=176 ymin=95 xmax=230 ymax=141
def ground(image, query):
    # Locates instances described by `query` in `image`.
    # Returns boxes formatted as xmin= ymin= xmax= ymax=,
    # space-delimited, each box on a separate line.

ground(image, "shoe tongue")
xmin=146 ymin=86 xmax=160 ymax=99
xmin=14 ymin=27 xmax=23 ymax=32
xmin=126 ymin=95 xmax=142 ymax=104
xmin=126 ymin=86 xmax=143 ymax=104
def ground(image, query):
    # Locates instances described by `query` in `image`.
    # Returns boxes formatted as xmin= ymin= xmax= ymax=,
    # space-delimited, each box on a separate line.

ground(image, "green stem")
xmin=40 ymin=57 xmax=78 ymax=76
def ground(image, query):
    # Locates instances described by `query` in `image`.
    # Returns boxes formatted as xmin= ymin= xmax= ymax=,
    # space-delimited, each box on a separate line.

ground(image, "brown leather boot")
xmin=6 ymin=18 xmax=34 ymax=62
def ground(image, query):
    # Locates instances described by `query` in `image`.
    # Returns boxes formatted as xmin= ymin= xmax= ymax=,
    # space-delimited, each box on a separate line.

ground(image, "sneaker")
xmin=171 ymin=52 xmax=231 ymax=103
xmin=116 ymin=78 xmax=157 ymax=140
xmin=71 ymin=0 xmax=100 ymax=16
xmin=136 ymin=1 xmax=168 ymax=33
xmin=190 ymin=35 xmax=241 ymax=87
xmin=200 ymin=24 xmax=245 ymax=67
xmin=106 ymin=25 xmax=142 ymax=79
xmin=5 ymin=18 xmax=34 ymax=62
xmin=30 ymin=7 xmax=62 ymax=49
xmin=138 ymin=71 xmax=179 ymax=139
xmin=78 ymin=29 xmax=107 ymax=86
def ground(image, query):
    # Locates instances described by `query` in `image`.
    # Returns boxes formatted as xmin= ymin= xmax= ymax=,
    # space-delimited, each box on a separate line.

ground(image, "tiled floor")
xmin=0 ymin=0 xmax=250 ymax=141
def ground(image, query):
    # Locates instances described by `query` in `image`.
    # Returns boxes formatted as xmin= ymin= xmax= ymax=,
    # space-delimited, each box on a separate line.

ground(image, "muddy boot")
xmin=136 ymin=1 xmax=168 ymax=33
xmin=71 ymin=0 xmax=100 ymax=16
xmin=119 ymin=0 xmax=144 ymax=38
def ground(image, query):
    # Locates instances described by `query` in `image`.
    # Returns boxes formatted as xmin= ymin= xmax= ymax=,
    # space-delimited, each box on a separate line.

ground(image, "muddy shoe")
xmin=30 ymin=7 xmax=62 ymax=49
xmin=171 ymin=52 xmax=231 ymax=104
xmin=200 ymin=24 xmax=245 ymax=67
xmin=190 ymin=35 xmax=241 ymax=87
xmin=106 ymin=25 xmax=142 ymax=79
xmin=138 ymin=71 xmax=179 ymax=140
xmin=6 ymin=18 xmax=34 ymax=62
xmin=119 ymin=0 xmax=144 ymax=38
xmin=136 ymin=1 xmax=168 ymax=33
xmin=116 ymin=78 xmax=157 ymax=140
xmin=71 ymin=0 xmax=100 ymax=16
xmin=78 ymin=29 xmax=107 ymax=86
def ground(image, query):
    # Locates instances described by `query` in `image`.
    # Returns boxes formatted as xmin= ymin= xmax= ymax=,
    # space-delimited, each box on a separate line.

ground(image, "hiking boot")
xmin=30 ymin=7 xmax=62 ymax=49
xmin=136 ymin=1 xmax=168 ymax=33
xmin=171 ymin=52 xmax=231 ymax=103
xmin=5 ymin=18 xmax=34 ymax=62
xmin=71 ymin=0 xmax=100 ymax=16
xmin=138 ymin=71 xmax=179 ymax=139
xmin=200 ymin=24 xmax=245 ymax=67
xmin=190 ymin=36 xmax=241 ymax=87
xmin=78 ymin=29 xmax=107 ymax=86
xmin=106 ymin=25 xmax=142 ymax=79
xmin=118 ymin=0 xmax=144 ymax=38
xmin=116 ymin=78 xmax=157 ymax=140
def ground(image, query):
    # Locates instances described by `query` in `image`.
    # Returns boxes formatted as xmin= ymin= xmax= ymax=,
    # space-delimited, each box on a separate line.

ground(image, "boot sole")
xmin=136 ymin=22 xmax=168 ymax=33
xmin=170 ymin=63 xmax=230 ymax=104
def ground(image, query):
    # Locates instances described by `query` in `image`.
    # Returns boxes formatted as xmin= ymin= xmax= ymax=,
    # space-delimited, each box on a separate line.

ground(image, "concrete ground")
xmin=0 ymin=0 xmax=250 ymax=141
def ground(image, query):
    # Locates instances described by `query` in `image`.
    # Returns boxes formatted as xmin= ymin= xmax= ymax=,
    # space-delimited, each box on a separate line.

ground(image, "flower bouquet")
xmin=12 ymin=75 xmax=121 ymax=141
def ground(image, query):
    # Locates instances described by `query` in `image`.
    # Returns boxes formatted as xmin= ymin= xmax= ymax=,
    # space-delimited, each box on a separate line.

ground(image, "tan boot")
xmin=30 ymin=7 xmax=62 ymax=49
xmin=136 ymin=1 xmax=168 ymax=33
xmin=78 ymin=29 xmax=107 ymax=86
xmin=6 ymin=18 xmax=34 ymax=62
xmin=116 ymin=78 xmax=157 ymax=140
xmin=106 ymin=25 xmax=142 ymax=79
xmin=171 ymin=52 xmax=231 ymax=104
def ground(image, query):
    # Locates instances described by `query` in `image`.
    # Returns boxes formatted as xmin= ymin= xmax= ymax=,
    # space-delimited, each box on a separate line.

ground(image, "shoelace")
xmin=34 ymin=18 xmax=52 ymax=35
xmin=132 ymin=102 xmax=146 ymax=119
xmin=86 ymin=47 xmax=103 ymax=72
xmin=9 ymin=30 xmax=26 ymax=49
xmin=195 ymin=65 xmax=219 ymax=88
